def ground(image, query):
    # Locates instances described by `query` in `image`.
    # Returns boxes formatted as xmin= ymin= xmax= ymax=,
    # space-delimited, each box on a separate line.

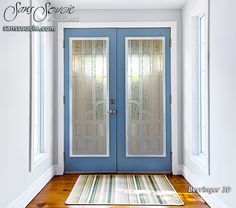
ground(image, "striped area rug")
xmin=66 ymin=175 xmax=184 ymax=205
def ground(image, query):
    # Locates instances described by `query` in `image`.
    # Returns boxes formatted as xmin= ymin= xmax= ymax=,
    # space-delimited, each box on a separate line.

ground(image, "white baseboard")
xmin=179 ymin=165 xmax=229 ymax=208
xmin=171 ymin=163 xmax=182 ymax=175
xmin=53 ymin=164 xmax=63 ymax=175
xmin=7 ymin=166 xmax=54 ymax=208
xmin=176 ymin=164 xmax=183 ymax=175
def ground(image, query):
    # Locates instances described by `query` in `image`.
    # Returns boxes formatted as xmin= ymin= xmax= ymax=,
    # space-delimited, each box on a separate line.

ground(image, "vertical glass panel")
xmin=126 ymin=38 xmax=165 ymax=156
xmin=198 ymin=14 xmax=208 ymax=155
xmin=33 ymin=28 xmax=44 ymax=158
xmin=71 ymin=38 xmax=109 ymax=156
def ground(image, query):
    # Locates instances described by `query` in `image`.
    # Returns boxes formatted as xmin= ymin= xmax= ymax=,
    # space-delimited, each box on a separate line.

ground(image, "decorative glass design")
xmin=71 ymin=38 xmax=109 ymax=156
xmin=126 ymin=38 xmax=165 ymax=156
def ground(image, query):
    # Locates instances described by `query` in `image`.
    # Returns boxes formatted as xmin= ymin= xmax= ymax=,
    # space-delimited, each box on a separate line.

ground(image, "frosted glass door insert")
xmin=70 ymin=38 xmax=109 ymax=156
xmin=126 ymin=38 xmax=166 ymax=156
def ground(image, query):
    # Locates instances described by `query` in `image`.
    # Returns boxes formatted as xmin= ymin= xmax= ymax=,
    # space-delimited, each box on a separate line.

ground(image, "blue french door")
xmin=64 ymin=28 xmax=171 ymax=172
xmin=116 ymin=28 xmax=171 ymax=172
xmin=64 ymin=29 xmax=117 ymax=172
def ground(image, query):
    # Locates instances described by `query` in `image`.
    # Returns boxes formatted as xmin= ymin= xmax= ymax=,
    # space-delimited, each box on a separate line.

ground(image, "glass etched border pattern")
xmin=125 ymin=37 xmax=166 ymax=157
xmin=69 ymin=37 xmax=110 ymax=157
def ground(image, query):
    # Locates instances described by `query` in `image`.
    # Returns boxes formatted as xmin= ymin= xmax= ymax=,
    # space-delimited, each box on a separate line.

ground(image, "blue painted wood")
xmin=116 ymin=28 xmax=172 ymax=172
xmin=64 ymin=28 xmax=117 ymax=172
xmin=64 ymin=28 xmax=171 ymax=172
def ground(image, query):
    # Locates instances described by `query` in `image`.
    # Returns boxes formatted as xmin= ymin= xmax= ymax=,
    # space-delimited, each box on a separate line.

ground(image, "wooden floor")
xmin=27 ymin=174 xmax=210 ymax=208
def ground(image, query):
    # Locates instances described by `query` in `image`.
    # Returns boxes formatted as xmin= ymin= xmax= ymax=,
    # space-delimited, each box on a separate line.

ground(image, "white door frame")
xmin=56 ymin=21 xmax=180 ymax=175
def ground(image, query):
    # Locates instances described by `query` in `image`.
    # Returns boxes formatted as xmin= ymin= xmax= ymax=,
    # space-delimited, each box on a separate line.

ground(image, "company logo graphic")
xmin=3 ymin=2 xmax=75 ymax=22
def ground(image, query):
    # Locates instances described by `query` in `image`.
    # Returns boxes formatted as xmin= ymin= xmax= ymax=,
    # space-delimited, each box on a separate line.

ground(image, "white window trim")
xmin=56 ymin=21 xmax=179 ymax=175
xmin=29 ymin=11 xmax=47 ymax=171
xmin=190 ymin=0 xmax=210 ymax=175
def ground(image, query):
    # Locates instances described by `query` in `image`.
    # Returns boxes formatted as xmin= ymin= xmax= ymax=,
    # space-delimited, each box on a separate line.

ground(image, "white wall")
xmin=54 ymin=9 xmax=184 ymax=168
xmin=0 ymin=0 xmax=55 ymax=207
xmin=182 ymin=0 xmax=236 ymax=207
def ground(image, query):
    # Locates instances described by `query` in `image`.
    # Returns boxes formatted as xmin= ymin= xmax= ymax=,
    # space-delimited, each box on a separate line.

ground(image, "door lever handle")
xmin=110 ymin=99 xmax=116 ymax=104
xmin=107 ymin=109 xmax=117 ymax=114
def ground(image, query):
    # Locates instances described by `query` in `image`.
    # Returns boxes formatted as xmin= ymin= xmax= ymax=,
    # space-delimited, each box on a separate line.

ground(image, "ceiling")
xmin=47 ymin=0 xmax=187 ymax=9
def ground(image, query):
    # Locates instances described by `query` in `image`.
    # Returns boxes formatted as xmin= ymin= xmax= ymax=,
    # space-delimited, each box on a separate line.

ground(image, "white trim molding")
xmin=190 ymin=0 xmax=210 ymax=176
xmin=54 ymin=164 xmax=63 ymax=175
xmin=57 ymin=21 xmax=180 ymax=175
xmin=6 ymin=166 xmax=54 ymax=208
xmin=179 ymin=165 xmax=230 ymax=208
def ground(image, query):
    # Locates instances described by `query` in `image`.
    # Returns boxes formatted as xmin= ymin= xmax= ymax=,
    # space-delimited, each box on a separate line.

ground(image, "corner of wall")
xmin=6 ymin=166 xmax=55 ymax=208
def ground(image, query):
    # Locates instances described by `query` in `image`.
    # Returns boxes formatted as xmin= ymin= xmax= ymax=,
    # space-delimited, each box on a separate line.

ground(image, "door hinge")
xmin=64 ymin=152 xmax=66 ymax=161
xmin=171 ymin=152 xmax=173 ymax=161
xmin=63 ymin=95 xmax=65 ymax=104
xmin=169 ymin=38 xmax=172 ymax=48
xmin=170 ymin=95 xmax=172 ymax=105
xmin=63 ymin=39 xmax=65 ymax=48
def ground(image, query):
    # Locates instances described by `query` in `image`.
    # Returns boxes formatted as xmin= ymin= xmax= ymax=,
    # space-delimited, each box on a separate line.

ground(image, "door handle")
xmin=110 ymin=99 xmax=116 ymax=104
xmin=107 ymin=109 xmax=117 ymax=115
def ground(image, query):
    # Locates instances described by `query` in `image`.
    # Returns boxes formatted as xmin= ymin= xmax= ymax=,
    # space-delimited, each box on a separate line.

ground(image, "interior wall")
xmin=0 ymin=0 xmax=55 ymax=207
xmin=54 ymin=9 xmax=183 ymax=167
xmin=182 ymin=0 xmax=236 ymax=207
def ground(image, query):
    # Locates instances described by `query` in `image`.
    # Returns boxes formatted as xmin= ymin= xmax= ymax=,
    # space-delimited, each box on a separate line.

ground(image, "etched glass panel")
xmin=71 ymin=38 xmax=109 ymax=156
xmin=126 ymin=38 xmax=165 ymax=156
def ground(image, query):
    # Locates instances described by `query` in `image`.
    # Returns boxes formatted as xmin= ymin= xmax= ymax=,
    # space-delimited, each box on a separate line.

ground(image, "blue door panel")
xmin=116 ymin=28 xmax=171 ymax=172
xmin=64 ymin=28 xmax=117 ymax=172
